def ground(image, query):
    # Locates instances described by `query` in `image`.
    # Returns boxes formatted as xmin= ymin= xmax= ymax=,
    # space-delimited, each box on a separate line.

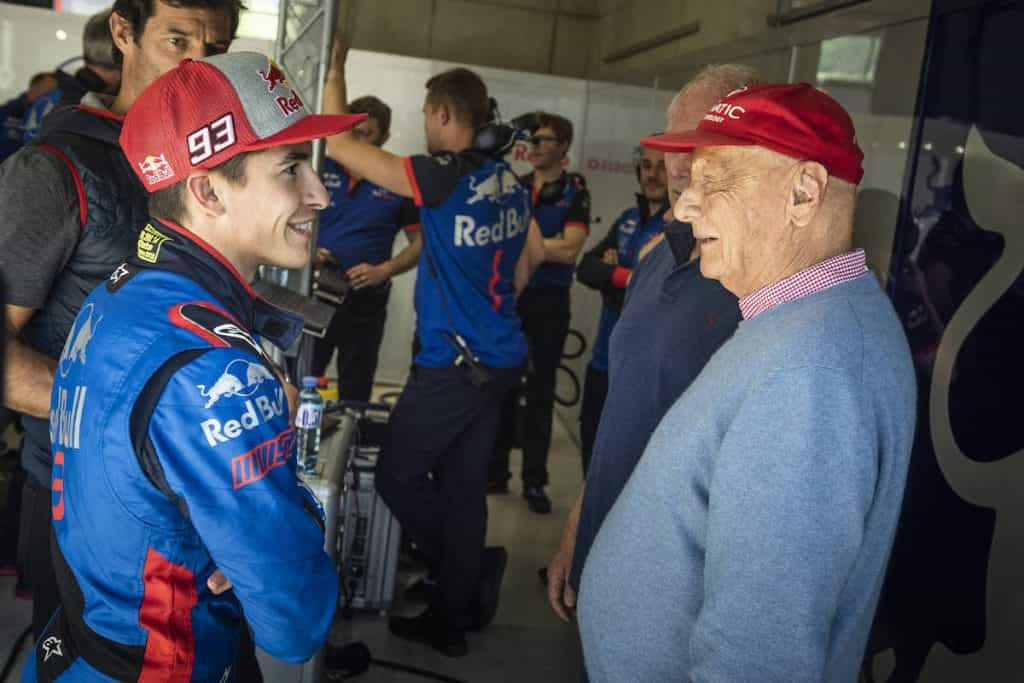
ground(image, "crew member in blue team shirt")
xmin=318 ymin=94 xmax=421 ymax=401
xmin=575 ymin=145 xmax=669 ymax=474
xmin=0 ymin=73 xmax=56 ymax=163
xmin=490 ymin=112 xmax=590 ymax=514
xmin=324 ymin=38 xmax=543 ymax=657
xmin=21 ymin=9 xmax=121 ymax=145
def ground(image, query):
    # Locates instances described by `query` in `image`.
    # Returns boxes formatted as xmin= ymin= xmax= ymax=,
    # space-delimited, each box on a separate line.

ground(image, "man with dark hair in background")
xmin=490 ymin=110 xmax=590 ymax=514
xmin=22 ymin=8 xmax=123 ymax=143
xmin=325 ymin=38 xmax=544 ymax=657
xmin=575 ymin=146 xmax=669 ymax=474
xmin=316 ymin=94 xmax=422 ymax=402
xmin=0 ymin=0 xmax=242 ymax=640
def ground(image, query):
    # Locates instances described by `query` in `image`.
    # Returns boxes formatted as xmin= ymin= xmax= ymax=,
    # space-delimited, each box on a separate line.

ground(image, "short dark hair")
xmin=83 ymin=9 xmax=118 ymax=69
xmin=536 ymin=112 xmax=573 ymax=147
xmin=29 ymin=72 xmax=55 ymax=88
xmin=148 ymin=152 xmax=249 ymax=224
xmin=349 ymin=95 xmax=391 ymax=136
xmin=424 ymin=68 xmax=488 ymax=130
xmin=110 ymin=0 xmax=246 ymax=66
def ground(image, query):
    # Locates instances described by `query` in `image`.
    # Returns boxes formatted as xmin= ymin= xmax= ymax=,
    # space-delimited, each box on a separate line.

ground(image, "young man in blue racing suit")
xmin=24 ymin=52 xmax=365 ymax=682
xmin=575 ymin=146 xmax=669 ymax=474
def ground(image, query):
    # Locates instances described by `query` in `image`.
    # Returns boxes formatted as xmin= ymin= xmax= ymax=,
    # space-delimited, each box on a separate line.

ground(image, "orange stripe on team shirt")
xmin=489 ymin=249 xmax=504 ymax=311
xmin=402 ymin=157 xmax=425 ymax=207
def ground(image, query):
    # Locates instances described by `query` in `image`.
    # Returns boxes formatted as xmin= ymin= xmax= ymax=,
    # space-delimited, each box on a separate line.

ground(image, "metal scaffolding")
xmin=260 ymin=0 xmax=339 ymax=382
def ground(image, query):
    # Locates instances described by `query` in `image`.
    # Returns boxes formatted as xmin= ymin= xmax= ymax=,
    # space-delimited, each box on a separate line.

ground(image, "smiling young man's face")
xmin=214 ymin=142 xmax=329 ymax=274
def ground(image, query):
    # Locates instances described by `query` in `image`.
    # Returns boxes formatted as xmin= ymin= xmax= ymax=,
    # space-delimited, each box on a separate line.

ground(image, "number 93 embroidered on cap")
xmin=119 ymin=52 xmax=367 ymax=192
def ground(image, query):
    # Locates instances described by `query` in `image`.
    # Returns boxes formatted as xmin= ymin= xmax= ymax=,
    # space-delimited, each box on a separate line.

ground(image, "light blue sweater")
xmin=578 ymin=273 xmax=916 ymax=683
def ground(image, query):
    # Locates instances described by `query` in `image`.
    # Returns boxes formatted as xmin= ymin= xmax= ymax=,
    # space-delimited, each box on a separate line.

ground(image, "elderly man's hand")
xmin=546 ymin=547 xmax=577 ymax=622
xmin=207 ymin=570 xmax=232 ymax=595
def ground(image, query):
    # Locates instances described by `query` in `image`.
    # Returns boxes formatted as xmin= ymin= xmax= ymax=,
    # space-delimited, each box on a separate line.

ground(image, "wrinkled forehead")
xmin=692 ymin=145 xmax=788 ymax=177
xmin=691 ymin=146 xmax=740 ymax=175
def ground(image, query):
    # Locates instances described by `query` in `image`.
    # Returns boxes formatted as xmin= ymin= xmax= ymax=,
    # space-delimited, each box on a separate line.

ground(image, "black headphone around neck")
xmin=471 ymin=97 xmax=523 ymax=158
xmin=536 ymin=175 xmax=567 ymax=204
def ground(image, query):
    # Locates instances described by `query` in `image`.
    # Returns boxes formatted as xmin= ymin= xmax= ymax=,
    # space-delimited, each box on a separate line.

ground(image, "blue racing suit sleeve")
xmin=147 ymin=347 xmax=338 ymax=663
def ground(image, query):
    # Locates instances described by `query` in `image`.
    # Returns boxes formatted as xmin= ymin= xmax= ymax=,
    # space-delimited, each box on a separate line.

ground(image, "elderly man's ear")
xmin=787 ymin=162 xmax=829 ymax=228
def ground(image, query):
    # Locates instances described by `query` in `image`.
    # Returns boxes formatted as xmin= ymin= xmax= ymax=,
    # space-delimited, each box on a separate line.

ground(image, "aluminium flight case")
xmin=337 ymin=403 xmax=401 ymax=614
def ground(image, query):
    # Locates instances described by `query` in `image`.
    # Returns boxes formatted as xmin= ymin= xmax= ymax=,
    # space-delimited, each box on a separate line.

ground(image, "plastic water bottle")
xmin=296 ymin=376 xmax=323 ymax=475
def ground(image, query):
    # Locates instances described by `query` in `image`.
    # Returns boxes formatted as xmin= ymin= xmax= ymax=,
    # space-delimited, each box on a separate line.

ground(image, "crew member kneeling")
xmin=25 ymin=53 xmax=363 ymax=682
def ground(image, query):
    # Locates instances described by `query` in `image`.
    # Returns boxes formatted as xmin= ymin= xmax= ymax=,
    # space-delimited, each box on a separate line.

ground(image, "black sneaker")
xmin=389 ymin=608 xmax=468 ymax=658
xmin=471 ymin=546 xmax=508 ymax=631
xmin=324 ymin=642 xmax=372 ymax=678
xmin=523 ymin=485 xmax=551 ymax=514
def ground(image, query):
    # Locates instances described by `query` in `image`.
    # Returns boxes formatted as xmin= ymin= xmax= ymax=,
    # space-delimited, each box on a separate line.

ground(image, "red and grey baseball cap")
xmin=642 ymin=82 xmax=864 ymax=185
xmin=121 ymin=52 xmax=366 ymax=192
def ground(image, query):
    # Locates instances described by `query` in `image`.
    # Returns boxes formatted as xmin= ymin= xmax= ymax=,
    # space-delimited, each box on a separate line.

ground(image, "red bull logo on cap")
xmin=138 ymin=153 xmax=175 ymax=186
xmin=275 ymin=91 xmax=304 ymax=117
xmin=259 ymin=61 xmax=288 ymax=93
xmin=258 ymin=60 xmax=305 ymax=117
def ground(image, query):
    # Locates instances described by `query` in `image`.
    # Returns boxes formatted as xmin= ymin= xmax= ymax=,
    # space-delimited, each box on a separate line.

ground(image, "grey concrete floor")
xmin=329 ymin=415 xmax=586 ymax=683
xmin=0 ymin=415 xmax=586 ymax=682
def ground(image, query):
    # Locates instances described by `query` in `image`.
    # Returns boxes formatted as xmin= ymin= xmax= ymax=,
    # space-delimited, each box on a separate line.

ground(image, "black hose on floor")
xmin=0 ymin=624 xmax=31 ymax=682
xmin=325 ymin=642 xmax=469 ymax=683
xmin=370 ymin=658 xmax=469 ymax=683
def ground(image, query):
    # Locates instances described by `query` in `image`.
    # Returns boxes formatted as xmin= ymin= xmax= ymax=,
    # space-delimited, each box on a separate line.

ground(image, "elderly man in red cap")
xmin=576 ymin=83 xmax=917 ymax=682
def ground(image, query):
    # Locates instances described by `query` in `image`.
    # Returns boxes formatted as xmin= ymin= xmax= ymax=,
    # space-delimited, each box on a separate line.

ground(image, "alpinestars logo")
xmin=110 ymin=264 xmax=130 ymax=283
xmin=42 ymin=636 xmax=63 ymax=662
xmin=212 ymin=323 xmax=262 ymax=357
